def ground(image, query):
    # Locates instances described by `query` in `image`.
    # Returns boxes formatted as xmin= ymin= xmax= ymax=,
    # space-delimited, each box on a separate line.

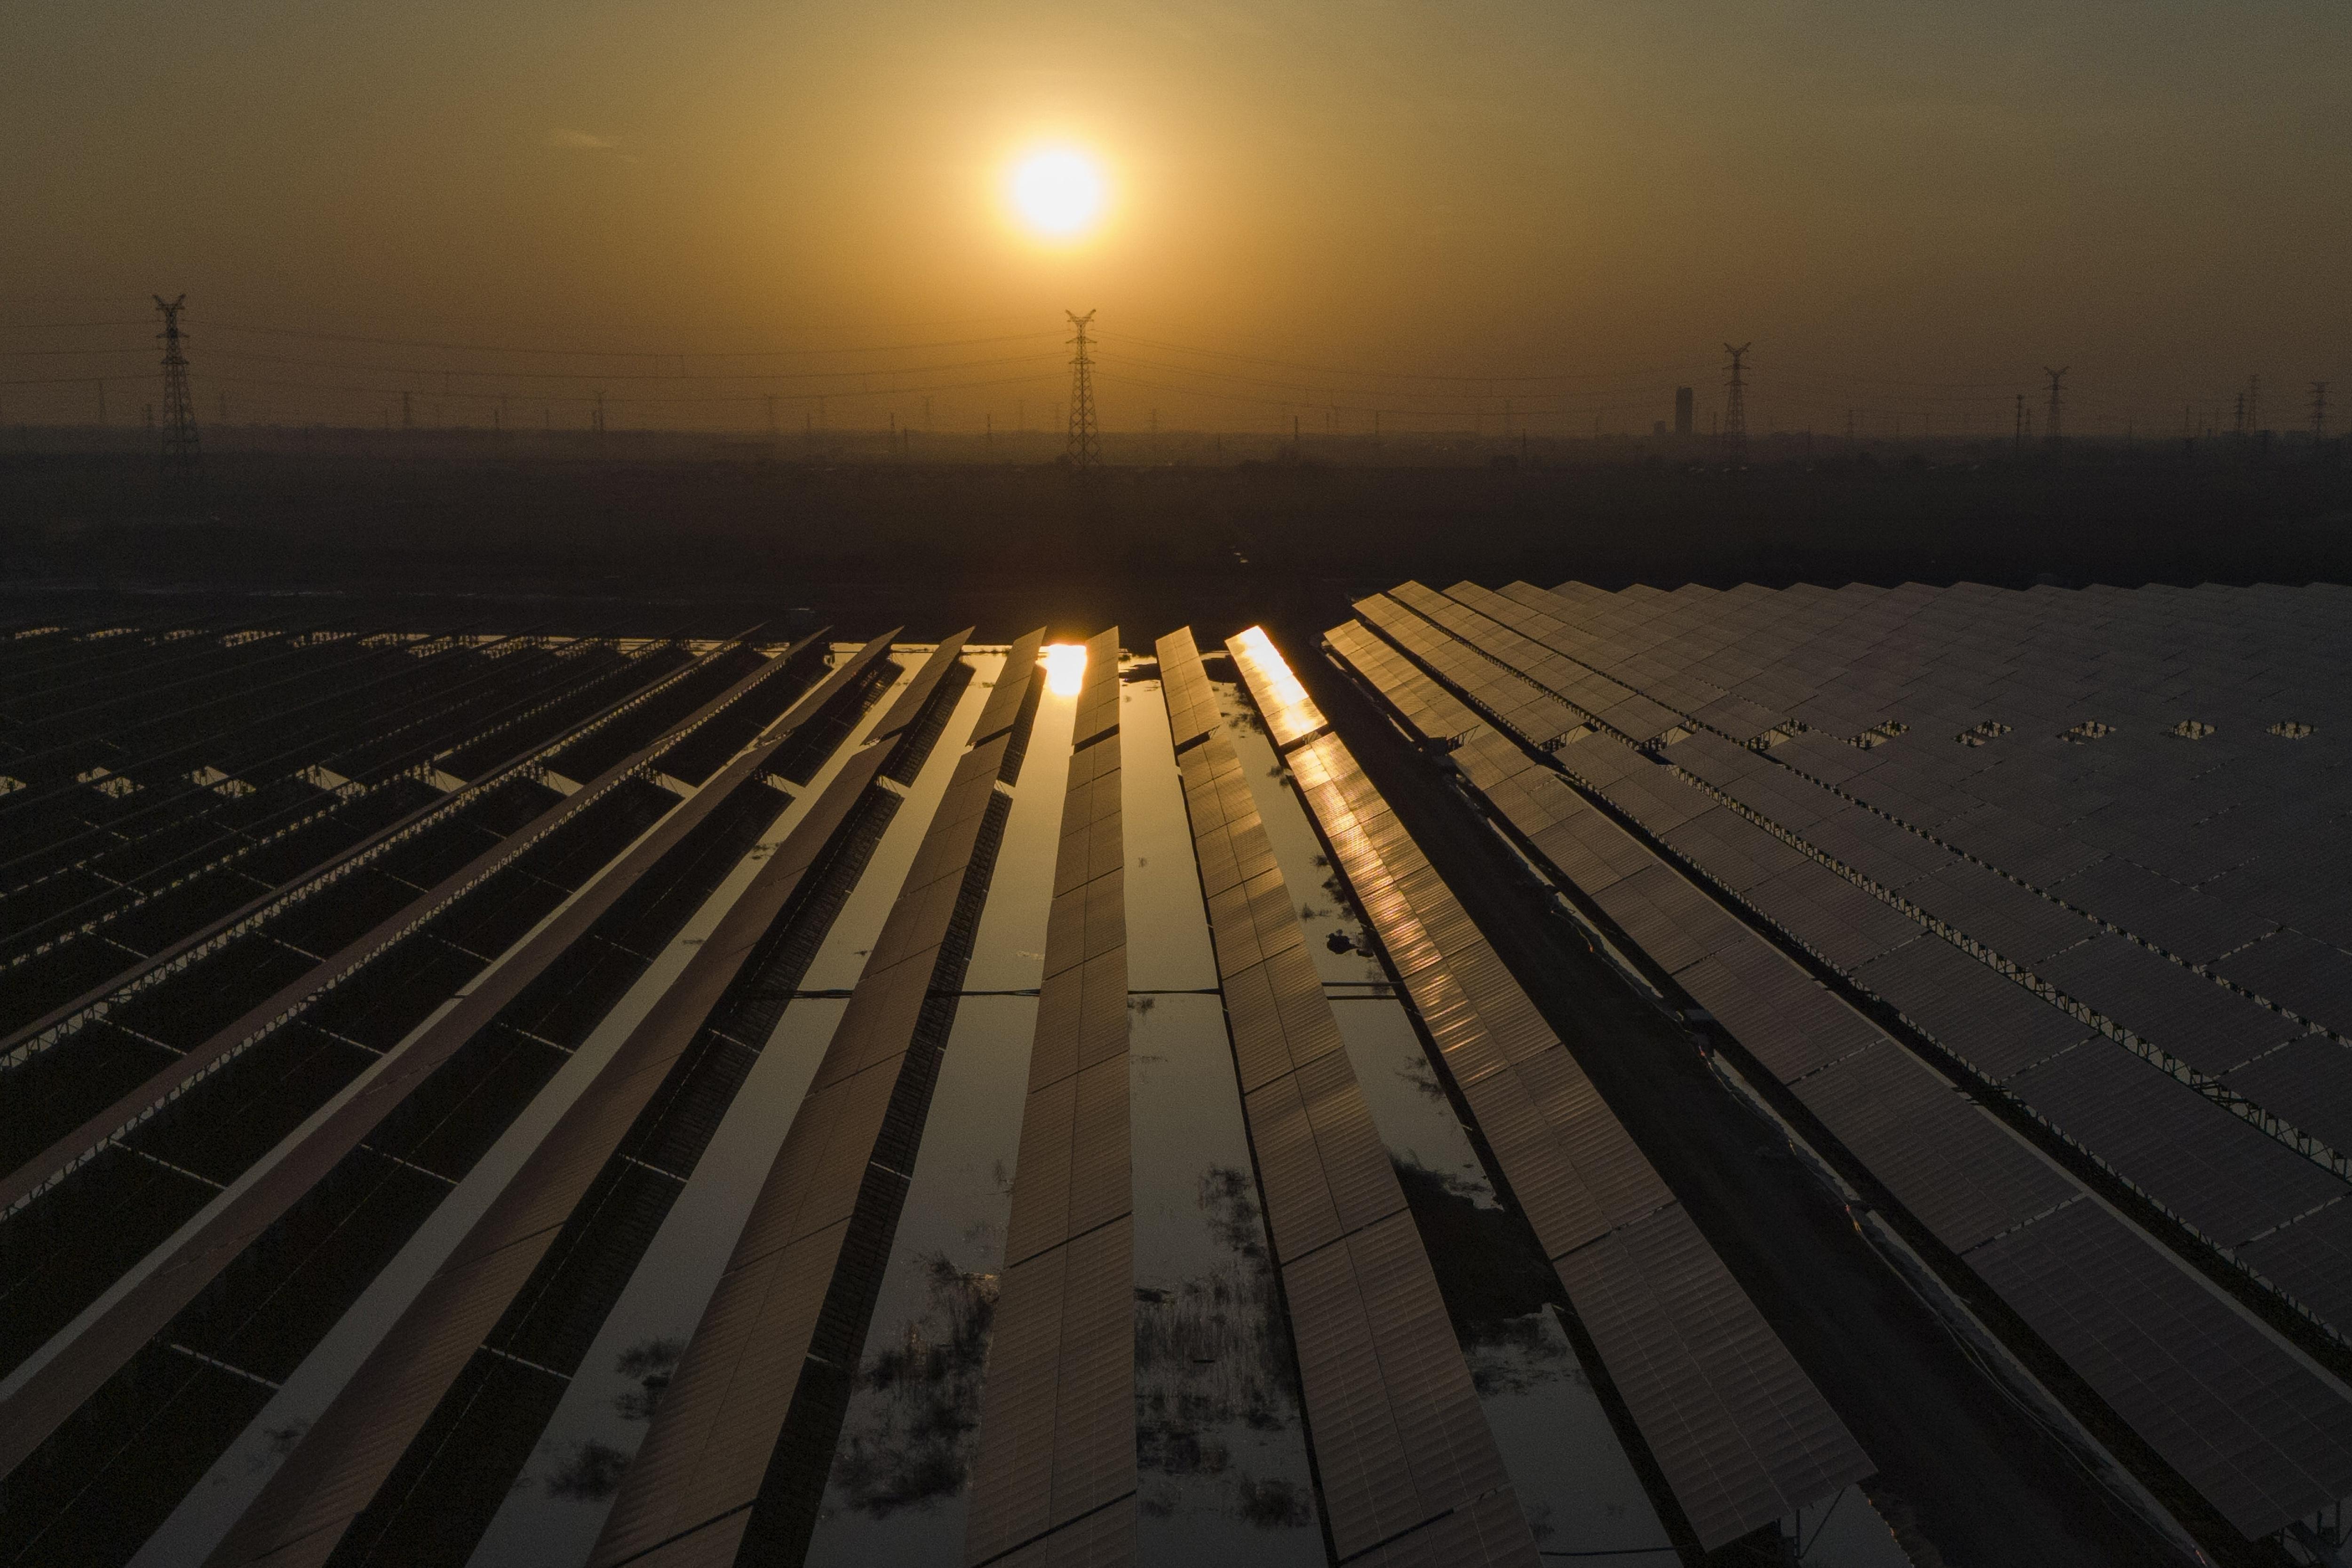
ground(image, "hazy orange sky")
xmin=5 ymin=1 xmax=2348 ymax=436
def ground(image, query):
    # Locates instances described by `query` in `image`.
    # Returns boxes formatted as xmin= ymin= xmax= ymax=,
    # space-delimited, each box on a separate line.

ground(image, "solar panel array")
xmin=962 ymin=626 xmax=1136 ymax=1568
xmin=586 ymin=632 xmax=1043 ymax=1568
xmin=1335 ymin=578 xmax=2352 ymax=1540
xmin=1159 ymin=627 xmax=1539 ymax=1568
xmin=0 ymin=628 xmax=698 ymax=1012
xmin=203 ymin=637 xmax=928 ymax=1568
xmin=1236 ymin=634 xmax=1870 ymax=1549
xmin=23 ymin=595 xmax=2352 ymax=1565
xmin=0 ymin=638 xmax=853 ymax=1469
xmin=1409 ymin=578 xmax=2352 ymax=1276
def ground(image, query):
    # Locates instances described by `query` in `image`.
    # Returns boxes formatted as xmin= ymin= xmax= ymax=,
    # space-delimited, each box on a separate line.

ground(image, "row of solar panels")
xmin=217 ymin=627 xmax=1560 ymax=1568
xmin=1525 ymin=580 xmax=2352 ymax=719
xmin=202 ymin=634 xmax=1016 ymax=1568
xmin=1330 ymin=585 xmax=2352 ymax=1543
xmin=0 ymin=633 xmax=924 ymax=1564
xmin=1498 ymin=578 xmax=2352 ymax=964
xmin=1375 ymin=580 xmax=2352 ymax=1332
xmin=1224 ymin=630 xmax=1872 ymax=1552
xmin=21 ymin=598 xmax=2316 ymax=1564
xmin=0 ymin=632 xmax=729 ymax=1024
xmin=962 ymin=627 xmax=1135 ymax=1566
xmin=11 ymin=620 xmax=1509 ymax=1568
xmin=0 ymin=627 xmax=638 ymax=882
xmin=0 ymin=631 xmax=823 ymax=1188
xmin=1160 ymin=627 xmax=1546 ymax=1564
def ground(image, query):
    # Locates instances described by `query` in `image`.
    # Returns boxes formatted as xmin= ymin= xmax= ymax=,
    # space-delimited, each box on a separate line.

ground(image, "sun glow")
xmin=1042 ymin=642 xmax=1089 ymax=697
xmin=1008 ymin=149 xmax=1107 ymax=240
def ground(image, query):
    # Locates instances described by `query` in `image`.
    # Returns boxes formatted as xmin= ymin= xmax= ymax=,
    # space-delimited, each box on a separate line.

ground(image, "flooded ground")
xmin=96 ymin=647 xmax=1909 ymax=1568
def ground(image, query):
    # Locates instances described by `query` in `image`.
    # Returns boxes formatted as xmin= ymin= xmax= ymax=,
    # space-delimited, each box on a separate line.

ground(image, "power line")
xmin=1103 ymin=331 xmax=1710 ymax=386
xmin=1091 ymin=369 xmax=1649 ymax=422
xmin=184 ymin=347 xmax=1062 ymax=382
xmin=1101 ymin=350 xmax=1687 ymax=405
xmin=2 ymin=365 xmax=1068 ymax=408
xmin=198 ymin=321 xmax=1056 ymax=358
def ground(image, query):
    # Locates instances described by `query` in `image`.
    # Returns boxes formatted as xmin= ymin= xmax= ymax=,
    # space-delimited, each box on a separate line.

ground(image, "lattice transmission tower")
xmin=1065 ymin=310 xmax=1100 ymax=473
xmin=1722 ymin=343 xmax=1750 ymax=465
xmin=2043 ymin=366 xmax=2068 ymax=444
xmin=154 ymin=294 xmax=202 ymax=493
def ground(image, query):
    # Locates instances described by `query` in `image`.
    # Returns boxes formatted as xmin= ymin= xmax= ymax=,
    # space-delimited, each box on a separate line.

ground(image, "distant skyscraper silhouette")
xmin=1674 ymin=386 xmax=1693 ymax=435
xmin=1721 ymin=344 xmax=1750 ymax=464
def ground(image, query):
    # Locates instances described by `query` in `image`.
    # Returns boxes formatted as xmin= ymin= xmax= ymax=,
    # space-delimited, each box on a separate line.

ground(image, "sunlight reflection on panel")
xmin=1225 ymin=627 xmax=1325 ymax=749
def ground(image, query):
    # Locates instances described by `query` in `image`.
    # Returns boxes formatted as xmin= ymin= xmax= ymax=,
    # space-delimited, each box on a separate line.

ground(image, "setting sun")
xmin=1041 ymin=641 xmax=1089 ymax=697
xmin=1008 ymin=148 xmax=1106 ymax=240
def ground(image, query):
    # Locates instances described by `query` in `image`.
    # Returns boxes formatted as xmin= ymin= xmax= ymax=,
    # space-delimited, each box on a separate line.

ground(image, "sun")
xmin=1008 ymin=149 xmax=1107 ymax=240
xmin=1042 ymin=642 xmax=1089 ymax=697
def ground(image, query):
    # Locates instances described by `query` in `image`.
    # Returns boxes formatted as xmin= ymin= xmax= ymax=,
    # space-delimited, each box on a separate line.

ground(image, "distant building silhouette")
xmin=1674 ymin=386 xmax=1694 ymax=435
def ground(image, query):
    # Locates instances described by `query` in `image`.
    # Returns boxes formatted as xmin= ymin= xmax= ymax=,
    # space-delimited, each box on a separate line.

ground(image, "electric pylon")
xmin=154 ymin=294 xmax=202 ymax=494
xmin=1722 ymin=343 xmax=1750 ymax=465
xmin=2043 ymin=366 xmax=2068 ymax=443
xmin=1065 ymin=310 xmax=1100 ymax=474
xmin=2312 ymin=382 xmax=2329 ymax=443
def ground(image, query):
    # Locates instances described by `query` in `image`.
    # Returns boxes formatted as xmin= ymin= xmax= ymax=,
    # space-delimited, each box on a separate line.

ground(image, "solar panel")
xmin=1591 ymin=863 xmax=1750 ymax=977
xmin=1740 ymin=858 xmax=1926 ymax=970
xmin=0 ymin=642 xmax=898 ymax=1506
xmin=1225 ymin=626 xmax=1327 ymax=748
xmin=1845 ymin=935 xmax=2090 ymax=1083
xmin=1327 ymin=618 xmax=1486 ymax=744
xmin=1557 ymin=1206 xmax=1874 ymax=1548
xmin=2007 ymin=1042 xmax=2345 ymax=1251
xmin=2237 ymin=1199 xmax=2352 ymax=1345
xmin=2034 ymin=935 xmax=2300 ymax=1075
xmin=1790 ymin=1042 xmax=2079 ymax=1255
xmin=1658 ymin=807 xmax=1816 ymax=895
xmin=1902 ymin=861 xmax=2097 ymax=968
xmin=2216 ymin=929 xmax=2352 ymax=1040
xmin=1597 ymin=768 xmax=1714 ymax=836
